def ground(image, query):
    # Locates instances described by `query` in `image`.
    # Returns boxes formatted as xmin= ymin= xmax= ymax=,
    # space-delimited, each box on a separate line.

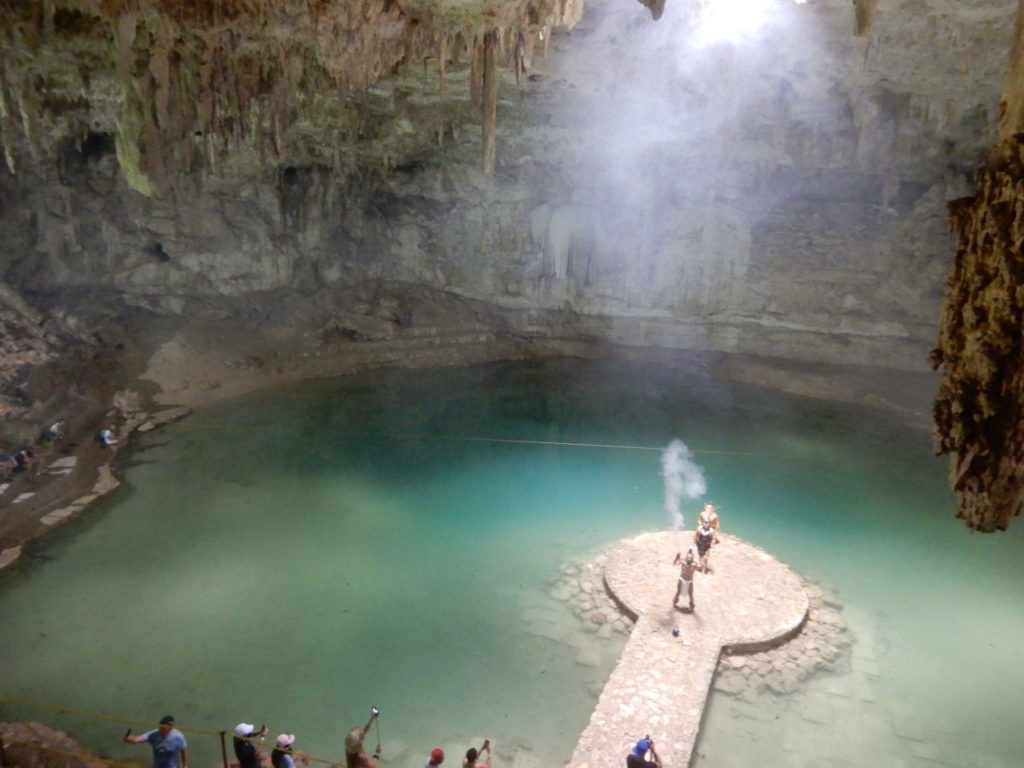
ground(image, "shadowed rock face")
xmin=0 ymin=0 xmax=1022 ymax=527
xmin=933 ymin=134 xmax=1024 ymax=532
xmin=931 ymin=1 xmax=1024 ymax=532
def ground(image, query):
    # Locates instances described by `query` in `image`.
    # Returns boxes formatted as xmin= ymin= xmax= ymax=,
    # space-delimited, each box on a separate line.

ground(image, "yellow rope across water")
xmin=168 ymin=423 xmax=847 ymax=463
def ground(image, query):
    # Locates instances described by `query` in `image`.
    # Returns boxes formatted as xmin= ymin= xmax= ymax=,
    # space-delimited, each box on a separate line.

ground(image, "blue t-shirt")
xmin=143 ymin=728 xmax=187 ymax=768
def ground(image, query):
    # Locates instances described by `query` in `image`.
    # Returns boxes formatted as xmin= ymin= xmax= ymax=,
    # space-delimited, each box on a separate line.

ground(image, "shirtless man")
xmin=697 ymin=502 xmax=720 ymax=544
xmin=672 ymin=548 xmax=698 ymax=611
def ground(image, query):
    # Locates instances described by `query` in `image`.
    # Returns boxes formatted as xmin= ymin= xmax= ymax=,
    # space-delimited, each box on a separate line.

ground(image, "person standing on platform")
xmin=697 ymin=502 xmax=720 ymax=544
xmin=673 ymin=547 xmax=699 ymax=611
xmin=124 ymin=714 xmax=188 ymax=768
xmin=694 ymin=519 xmax=715 ymax=574
xmin=625 ymin=737 xmax=661 ymax=768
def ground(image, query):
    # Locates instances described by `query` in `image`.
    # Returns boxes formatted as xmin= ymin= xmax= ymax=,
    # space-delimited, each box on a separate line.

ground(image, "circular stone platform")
xmin=567 ymin=531 xmax=808 ymax=768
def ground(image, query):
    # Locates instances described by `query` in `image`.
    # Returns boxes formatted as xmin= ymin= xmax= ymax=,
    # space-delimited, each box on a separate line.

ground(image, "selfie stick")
xmin=373 ymin=707 xmax=382 ymax=751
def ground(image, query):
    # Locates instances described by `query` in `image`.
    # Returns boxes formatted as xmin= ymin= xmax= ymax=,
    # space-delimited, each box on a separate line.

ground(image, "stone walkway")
xmin=567 ymin=531 xmax=808 ymax=768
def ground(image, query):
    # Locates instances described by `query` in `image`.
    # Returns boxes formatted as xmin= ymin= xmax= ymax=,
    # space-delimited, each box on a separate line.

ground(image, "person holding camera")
xmin=625 ymin=737 xmax=661 ymax=768
xmin=233 ymin=723 xmax=269 ymax=768
xmin=345 ymin=708 xmax=381 ymax=768
xmin=462 ymin=740 xmax=491 ymax=768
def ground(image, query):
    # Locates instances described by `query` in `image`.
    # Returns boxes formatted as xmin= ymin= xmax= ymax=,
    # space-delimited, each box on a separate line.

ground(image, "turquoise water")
xmin=1 ymin=359 xmax=1022 ymax=768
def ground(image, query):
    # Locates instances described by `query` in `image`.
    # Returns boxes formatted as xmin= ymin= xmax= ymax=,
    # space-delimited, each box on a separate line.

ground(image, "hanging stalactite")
xmin=481 ymin=28 xmax=499 ymax=175
xmin=932 ymin=0 xmax=1024 ymax=531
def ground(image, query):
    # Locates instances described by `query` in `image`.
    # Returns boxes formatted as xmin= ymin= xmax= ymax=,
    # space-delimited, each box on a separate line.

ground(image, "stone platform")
xmin=567 ymin=531 xmax=808 ymax=768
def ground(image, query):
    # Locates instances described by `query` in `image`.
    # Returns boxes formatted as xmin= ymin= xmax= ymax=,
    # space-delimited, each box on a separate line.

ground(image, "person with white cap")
xmin=271 ymin=733 xmax=297 ymax=768
xmin=233 ymin=722 xmax=269 ymax=768
xmin=344 ymin=708 xmax=381 ymax=768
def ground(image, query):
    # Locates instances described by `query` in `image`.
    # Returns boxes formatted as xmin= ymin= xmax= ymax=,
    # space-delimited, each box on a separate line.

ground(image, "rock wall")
xmin=0 ymin=0 xmax=1015 ymax=379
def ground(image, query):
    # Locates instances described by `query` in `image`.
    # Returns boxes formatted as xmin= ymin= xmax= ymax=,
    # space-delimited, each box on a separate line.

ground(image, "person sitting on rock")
xmin=99 ymin=426 xmax=118 ymax=447
xmin=625 ymin=737 xmax=661 ymax=768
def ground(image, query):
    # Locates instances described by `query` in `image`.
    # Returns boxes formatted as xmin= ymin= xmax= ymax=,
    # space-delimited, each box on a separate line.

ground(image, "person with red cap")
xmin=424 ymin=748 xmax=445 ymax=768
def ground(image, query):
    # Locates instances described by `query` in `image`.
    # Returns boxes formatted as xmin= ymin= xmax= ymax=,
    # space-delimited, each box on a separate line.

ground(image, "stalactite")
xmin=470 ymin=34 xmax=483 ymax=107
xmin=482 ymin=28 xmax=498 ymax=175
xmin=853 ymin=0 xmax=879 ymax=36
xmin=151 ymin=18 xmax=171 ymax=130
xmin=513 ymin=31 xmax=526 ymax=88
xmin=438 ymin=35 xmax=446 ymax=95
xmin=933 ymin=0 xmax=1024 ymax=531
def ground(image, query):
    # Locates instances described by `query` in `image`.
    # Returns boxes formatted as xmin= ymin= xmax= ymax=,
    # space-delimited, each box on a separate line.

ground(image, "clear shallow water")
xmin=1 ymin=359 xmax=1022 ymax=768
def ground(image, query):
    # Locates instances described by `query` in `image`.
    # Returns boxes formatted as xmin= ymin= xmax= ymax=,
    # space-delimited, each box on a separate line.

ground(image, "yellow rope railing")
xmin=0 ymin=693 xmax=347 ymax=768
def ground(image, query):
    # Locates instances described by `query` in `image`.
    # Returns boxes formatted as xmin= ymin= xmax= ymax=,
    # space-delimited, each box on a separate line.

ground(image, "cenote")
xmin=1 ymin=358 xmax=1022 ymax=768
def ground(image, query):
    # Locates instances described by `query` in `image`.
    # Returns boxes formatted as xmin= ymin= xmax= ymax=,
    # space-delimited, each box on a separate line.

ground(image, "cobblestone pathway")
xmin=567 ymin=531 xmax=808 ymax=768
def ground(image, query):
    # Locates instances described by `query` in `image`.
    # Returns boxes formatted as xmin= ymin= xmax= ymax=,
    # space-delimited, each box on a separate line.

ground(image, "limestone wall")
xmin=0 ymin=0 xmax=1015 ymax=371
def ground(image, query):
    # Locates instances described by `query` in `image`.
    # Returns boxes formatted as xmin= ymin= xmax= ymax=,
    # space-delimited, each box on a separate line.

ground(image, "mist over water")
xmin=1 ymin=359 xmax=1022 ymax=768
xmin=660 ymin=438 xmax=706 ymax=529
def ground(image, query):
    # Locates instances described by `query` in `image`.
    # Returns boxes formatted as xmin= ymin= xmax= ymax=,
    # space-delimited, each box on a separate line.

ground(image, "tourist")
xmin=694 ymin=519 xmax=714 ymax=574
xmin=462 ymin=740 xmax=491 ymax=768
xmin=344 ymin=708 xmax=381 ymax=768
xmin=672 ymin=547 xmax=698 ymax=611
xmin=42 ymin=420 xmax=65 ymax=444
xmin=14 ymin=444 xmax=38 ymax=475
xmin=697 ymin=501 xmax=720 ymax=544
xmin=233 ymin=722 xmax=269 ymax=768
xmin=271 ymin=733 xmax=297 ymax=768
xmin=124 ymin=714 xmax=188 ymax=768
xmin=99 ymin=425 xmax=118 ymax=447
xmin=625 ymin=737 xmax=661 ymax=768
xmin=424 ymin=748 xmax=445 ymax=768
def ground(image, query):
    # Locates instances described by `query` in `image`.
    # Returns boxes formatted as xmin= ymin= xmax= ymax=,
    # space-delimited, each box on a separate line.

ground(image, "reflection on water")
xmin=1 ymin=359 xmax=1022 ymax=768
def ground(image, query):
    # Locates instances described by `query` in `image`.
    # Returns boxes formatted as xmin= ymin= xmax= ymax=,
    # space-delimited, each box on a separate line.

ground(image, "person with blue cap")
xmin=124 ymin=715 xmax=188 ymax=768
xmin=625 ymin=736 xmax=661 ymax=768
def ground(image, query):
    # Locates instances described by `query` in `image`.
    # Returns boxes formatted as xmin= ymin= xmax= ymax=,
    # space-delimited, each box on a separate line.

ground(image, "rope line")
xmin=165 ymin=425 xmax=849 ymax=462
xmin=0 ymin=692 xmax=346 ymax=768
